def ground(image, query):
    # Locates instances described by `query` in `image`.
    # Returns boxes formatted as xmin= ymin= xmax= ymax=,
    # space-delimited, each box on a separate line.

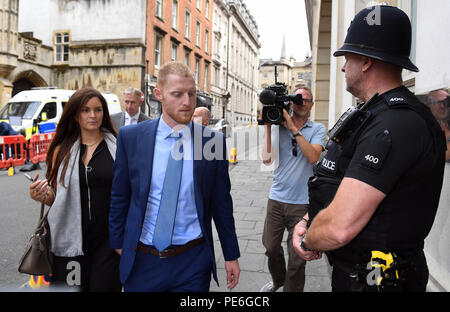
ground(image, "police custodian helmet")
xmin=334 ymin=5 xmax=419 ymax=72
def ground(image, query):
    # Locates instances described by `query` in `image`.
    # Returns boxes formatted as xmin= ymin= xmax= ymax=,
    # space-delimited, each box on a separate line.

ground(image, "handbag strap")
xmin=38 ymin=187 xmax=55 ymax=224
xmin=39 ymin=203 xmax=44 ymax=220
xmin=37 ymin=203 xmax=52 ymax=228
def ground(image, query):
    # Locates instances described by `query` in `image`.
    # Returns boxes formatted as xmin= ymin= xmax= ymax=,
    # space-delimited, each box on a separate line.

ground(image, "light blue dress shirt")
xmin=139 ymin=119 xmax=202 ymax=246
xmin=269 ymin=120 xmax=326 ymax=204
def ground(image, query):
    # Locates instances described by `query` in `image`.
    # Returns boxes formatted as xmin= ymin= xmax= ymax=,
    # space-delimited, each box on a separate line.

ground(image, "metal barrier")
xmin=0 ymin=135 xmax=28 ymax=168
xmin=29 ymin=133 xmax=55 ymax=164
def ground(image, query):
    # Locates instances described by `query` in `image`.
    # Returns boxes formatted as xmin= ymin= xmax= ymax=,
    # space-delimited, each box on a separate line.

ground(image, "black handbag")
xmin=18 ymin=203 xmax=53 ymax=275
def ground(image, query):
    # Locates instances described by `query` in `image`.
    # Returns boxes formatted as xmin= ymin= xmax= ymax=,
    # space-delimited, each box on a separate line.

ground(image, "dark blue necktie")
xmin=152 ymin=134 xmax=184 ymax=252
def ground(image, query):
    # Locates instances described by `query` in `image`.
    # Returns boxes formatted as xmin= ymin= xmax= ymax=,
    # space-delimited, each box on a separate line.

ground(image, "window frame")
xmin=53 ymin=31 xmax=70 ymax=64
xmin=204 ymin=62 xmax=209 ymax=91
xmin=205 ymin=0 xmax=210 ymax=19
xmin=184 ymin=48 xmax=191 ymax=66
xmin=156 ymin=0 xmax=164 ymax=19
xmin=171 ymin=0 xmax=178 ymax=30
xmin=184 ymin=9 xmax=191 ymax=40
xmin=171 ymin=42 xmax=178 ymax=61
xmin=195 ymin=57 xmax=200 ymax=84
xmin=204 ymin=28 xmax=210 ymax=54
xmin=195 ymin=20 xmax=201 ymax=47
xmin=155 ymin=33 xmax=164 ymax=68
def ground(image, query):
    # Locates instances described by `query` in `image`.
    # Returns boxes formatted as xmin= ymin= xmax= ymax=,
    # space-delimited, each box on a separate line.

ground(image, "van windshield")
xmin=0 ymin=101 xmax=41 ymax=119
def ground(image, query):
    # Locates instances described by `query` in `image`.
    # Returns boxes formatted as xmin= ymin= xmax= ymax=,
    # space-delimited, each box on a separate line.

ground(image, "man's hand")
xmin=281 ymin=109 xmax=297 ymax=134
xmin=115 ymin=249 xmax=122 ymax=256
xmin=292 ymin=221 xmax=322 ymax=261
xmin=225 ymin=259 xmax=240 ymax=289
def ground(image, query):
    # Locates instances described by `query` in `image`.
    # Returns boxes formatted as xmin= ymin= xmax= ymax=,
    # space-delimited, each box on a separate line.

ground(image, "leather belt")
xmin=137 ymin=237 xmax=204 ymax=258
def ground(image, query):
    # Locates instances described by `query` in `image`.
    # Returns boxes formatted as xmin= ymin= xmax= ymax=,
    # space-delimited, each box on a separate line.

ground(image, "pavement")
xmin=209 ymin=142 xmax=332 ymax=292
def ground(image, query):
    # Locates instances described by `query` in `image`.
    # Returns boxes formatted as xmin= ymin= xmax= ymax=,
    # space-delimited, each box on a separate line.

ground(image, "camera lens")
xmin=267 ymin=108 xmax=282 ymax=122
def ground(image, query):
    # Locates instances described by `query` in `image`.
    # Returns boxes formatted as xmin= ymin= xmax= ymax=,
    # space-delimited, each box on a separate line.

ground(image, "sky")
xmin=243 ymin=0 xmax=311 ymax=61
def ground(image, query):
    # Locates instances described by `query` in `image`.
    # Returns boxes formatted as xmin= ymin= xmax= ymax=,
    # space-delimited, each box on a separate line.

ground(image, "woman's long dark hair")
xmin=46 ymin=87 xmax=117 ymax=188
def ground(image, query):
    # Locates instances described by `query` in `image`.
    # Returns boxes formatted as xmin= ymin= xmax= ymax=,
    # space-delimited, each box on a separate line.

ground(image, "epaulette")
xmin=384 ymin=92 xmax=410 ymax=108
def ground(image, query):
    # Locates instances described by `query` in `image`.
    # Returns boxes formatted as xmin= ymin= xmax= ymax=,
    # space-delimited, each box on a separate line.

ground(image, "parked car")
xmin=211 ymin=119 xmax=231 ymax=138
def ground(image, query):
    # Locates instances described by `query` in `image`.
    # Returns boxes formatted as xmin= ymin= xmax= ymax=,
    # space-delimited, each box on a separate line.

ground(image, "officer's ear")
xmin=361 ymin=56 xmax=375 ymax=73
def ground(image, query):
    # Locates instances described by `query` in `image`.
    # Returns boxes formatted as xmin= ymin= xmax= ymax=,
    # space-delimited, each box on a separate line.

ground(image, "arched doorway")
xmin=12 ymin=70 xmax=47 ymax=96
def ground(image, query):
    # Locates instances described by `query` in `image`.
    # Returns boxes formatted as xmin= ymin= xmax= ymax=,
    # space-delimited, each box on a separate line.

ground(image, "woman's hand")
xmin=29 ymin=173 xmax=50 ymax=204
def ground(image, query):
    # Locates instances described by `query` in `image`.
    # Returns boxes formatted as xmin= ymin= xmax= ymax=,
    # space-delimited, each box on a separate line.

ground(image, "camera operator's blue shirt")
xmin=269 ymin=120 xmax=326 ymax=204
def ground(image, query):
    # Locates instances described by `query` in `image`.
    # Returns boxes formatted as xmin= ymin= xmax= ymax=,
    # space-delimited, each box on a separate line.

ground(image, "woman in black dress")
xmin=29 ymin=87 xmax=121 ymax=292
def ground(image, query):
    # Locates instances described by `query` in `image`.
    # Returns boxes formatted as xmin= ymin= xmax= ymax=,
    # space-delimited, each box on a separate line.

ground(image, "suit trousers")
xmin=123 ymin=239 xmax=212 ymax=292
xmin=262 ymin=199 xmax=308 ymax=292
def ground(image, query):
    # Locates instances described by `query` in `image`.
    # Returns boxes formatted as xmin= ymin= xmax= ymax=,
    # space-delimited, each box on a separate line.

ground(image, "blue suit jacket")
xmin=109 ymin=118 xmax=240 ymax=284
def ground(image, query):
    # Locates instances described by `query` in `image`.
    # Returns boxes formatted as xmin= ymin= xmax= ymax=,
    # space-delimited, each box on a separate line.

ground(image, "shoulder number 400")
xmin=365 ymin=154 xmax=379 ymax=164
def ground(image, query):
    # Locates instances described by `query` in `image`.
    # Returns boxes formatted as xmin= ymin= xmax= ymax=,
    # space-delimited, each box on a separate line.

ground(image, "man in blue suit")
xmin=109 ymin=61 xmax=240 ymax=291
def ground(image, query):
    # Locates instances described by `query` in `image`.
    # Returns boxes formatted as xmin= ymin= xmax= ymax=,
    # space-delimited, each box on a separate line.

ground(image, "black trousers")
xmin=50 ymin=239 xmax=121 ymax=292
xmin=331 ymin=251 xmax=429 ymax=292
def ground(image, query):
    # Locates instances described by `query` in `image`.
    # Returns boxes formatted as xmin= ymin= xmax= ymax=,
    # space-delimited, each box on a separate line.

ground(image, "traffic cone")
xmin=8 ymin=166 xmax=15 ymax=176
xmin=229 ymin=147 xmax=237 ymax=165
xmin=28 ymin=275 xmax=51 ymax=289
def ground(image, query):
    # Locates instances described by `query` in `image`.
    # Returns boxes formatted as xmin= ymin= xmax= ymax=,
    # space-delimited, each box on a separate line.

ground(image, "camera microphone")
xmin=259 ymin=89 xmax=277 ymax=105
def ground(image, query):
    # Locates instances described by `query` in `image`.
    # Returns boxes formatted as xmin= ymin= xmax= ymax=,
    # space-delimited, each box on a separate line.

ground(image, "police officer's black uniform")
xmin=307 ymin=6 xmax=447 ymax=292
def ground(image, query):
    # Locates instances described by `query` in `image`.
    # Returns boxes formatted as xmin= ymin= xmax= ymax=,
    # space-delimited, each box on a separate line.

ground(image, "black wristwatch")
xmin=293 ymin=130 xmax=303 ymax=137
xmin=300 ymin=234 xmax=312 ymax=252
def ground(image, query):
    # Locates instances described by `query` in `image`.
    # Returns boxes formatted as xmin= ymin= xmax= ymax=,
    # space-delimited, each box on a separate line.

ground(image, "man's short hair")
xmin=123 ymin=87 xmax=143 ymax=99
xmin=294 ymin=86 xmax=313 ymax=102
xmin=196 ymin=107 xmax=210 ymax=118
xmin=157 ymin=61 xmax=195 ymax=87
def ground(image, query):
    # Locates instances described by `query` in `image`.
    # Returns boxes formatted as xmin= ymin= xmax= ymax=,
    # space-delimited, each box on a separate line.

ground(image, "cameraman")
xmin=260 ymin=87 xmax=326 ymax=292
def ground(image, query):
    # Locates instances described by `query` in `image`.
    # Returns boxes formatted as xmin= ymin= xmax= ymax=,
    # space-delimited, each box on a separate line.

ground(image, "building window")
xmin=214 ymin=66 xmax=220 ymax=87
xmin=197 ymin=0 xmax=201 ymax=11
xmin=155 ymin=33 xmax=163 ymax=68
xmin=204 ymin=62 xmax=209 ymax=91
xmin=195 ymin=21 xmax=201 ymax=46
xmin=185 ymin=9 xmax=191 ymax=39
xmin=184 ymin=48 xmax=191 ymax=65
xmin=171 ymin=42 xmax=178 ymax=61
xmin=195 ymin=58 xmax=200 ymax=84
xmin=171 ymin=0 xmax=178 ymax=29
xmin=205 ymin=0 xmax=210 ymax=19
xmin=156 ymin=0 xmax=163 ymax=18
xmin=204 ymin=29 xmax=209 ymax=54
xmin=54 ymin=31 xmax=70 ymax=63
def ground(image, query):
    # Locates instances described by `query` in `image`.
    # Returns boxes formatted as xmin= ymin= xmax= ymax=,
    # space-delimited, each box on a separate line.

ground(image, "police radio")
xmin=327 ymin=93 xmax=379 ymax=144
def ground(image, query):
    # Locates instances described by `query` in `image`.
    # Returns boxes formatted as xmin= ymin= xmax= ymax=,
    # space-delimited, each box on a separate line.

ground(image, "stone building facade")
xmin=0 ymin=0 xmax=260 ymax=124
xmin=209 ymin=0 xmax=260 ymax=126
xmin=0 ymin=0 xmax=147 ymax=111
xmin=226 ymin=0 xmax=260 ymax=126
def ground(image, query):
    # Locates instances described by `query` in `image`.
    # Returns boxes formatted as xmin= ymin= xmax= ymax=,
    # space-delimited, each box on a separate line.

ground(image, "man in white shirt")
xmin=111 ymin=87 xmax=150 ymax=130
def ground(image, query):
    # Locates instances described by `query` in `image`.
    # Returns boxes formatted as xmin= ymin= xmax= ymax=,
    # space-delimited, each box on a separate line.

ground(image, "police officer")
xmin=293 ymin=5 xmax=446 ymax=292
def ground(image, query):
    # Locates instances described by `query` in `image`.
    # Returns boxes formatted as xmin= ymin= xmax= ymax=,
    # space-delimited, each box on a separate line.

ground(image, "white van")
xmin=0 ymin=88 xmax=121 ymax=138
